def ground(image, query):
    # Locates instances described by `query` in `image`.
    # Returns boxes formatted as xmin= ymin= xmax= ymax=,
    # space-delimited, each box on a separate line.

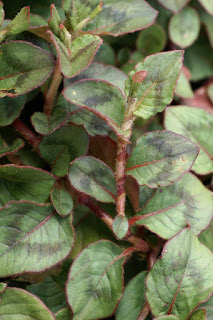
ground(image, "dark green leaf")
xmin=68 ymin=156 xmax=116 ymax=203
xmin=50 ymin=32 xmax=102 ymax=78
xmin=200 ymin=10 xmax=213 ymax=48
xmin=85 ymin=0 xmax=158 ymax=36
xmin=126 ymin=131 xmax=199 ymax=188
xmin=0 ymin=137 xmax=24 ymax=159
xmin=0 ymin=1 xmax=4 ymax=28
xmin=199 ymin=222 xmax=213 ymax=251
xmin=154 ymin=317 xmax=179 ymax=320
xmin=116 ymin=271 xmax=147 ymax=320
xmin=165 ymin=106 xmax=213 ymax=174
xmin=51 ymin=185 xmax=73 ymax=216
xmin=157 ymin=0 xmax=189 ymax=13
xmin=55 ymin=308 xmax=72 ymax=320
xmin=169 ymin=7 xmax=200 ymax=48
xmin=189 ymin=309 xmax=206 ymax=320
xmin=66 ymin=240 xmax=125 ymax=320
xmin=112 ymin=215 xmax=129 ymax=239
xmin=134 ymin=173 xmax=213 ymax=239
xmin=63 ymin=80 xmax=126 ymax=136
xmin=136 ymin=24 xmax=166 ymax=56
xmin=146 ymin=229 xmax=213 ymax=319
xmin=93 ymin=42 xmax=116 ymax=65
xmin=0 ymin=287 xmax=55 ymax=319
xmin=0 ymin=201 xmax=74 ymax=277
xmin=128 ymin=51 xmax=183 ymax=119
xmin=0 ymin=95 xmax=26 ymax=126
xmin=31 ymin=108 xmax=67 ymax=135
xmin=27 ymin=261 xmax=71 ymax=313
xmin=0 ymin=165 xmax=55 ymax=207
xmin=0 ymin=7 xmax=30 ymax=42
xmin=39 ymin=124 xmax=89 ymax=177
xmin=0 ymin=41 xmax=54 ymax=96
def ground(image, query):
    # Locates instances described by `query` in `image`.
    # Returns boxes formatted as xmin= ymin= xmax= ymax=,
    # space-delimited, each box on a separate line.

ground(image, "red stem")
xmin=12 ymin=119 xmax=41 ymax=151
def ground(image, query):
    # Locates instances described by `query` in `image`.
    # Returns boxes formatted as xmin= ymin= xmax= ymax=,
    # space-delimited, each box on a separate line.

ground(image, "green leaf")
xmin=39 ymin=124 xmax=89 ymax=177
xmin=165 ymin=106 xmax=213 ymax=174
xmin=0 ymin=201 xmax=74 ymax=277
xmin=146 ymin=229 xmax=213 ymax=319
xmin=126 ymin=131 xmax=199 ymax=188
xmin=0 ymin=283 xmax=6 ymax=293
xmin=31 ymin=108 xmax=67 ymax=135
xmin=0 ymin=287 xmax=55 ymax=320
xmin=199 ymin=222 xmax=213 ymax=251
xmin=51 ymin=185 xmax=73 ymax=216
xmin=65 ymin=62 xmax=127 ymax=93
xmin=0 ymin=1 xmax=4 ymax=28
xmin=50 ymin=32 xmax=102 ymax=78
xmin=175 ymin=69 xmax=193 ymax=98
xmin=27 ymin=261 xmax=71 ymax=313
xmin=134 ymin=173 xmax=213 ymax=239
xmin=130 ymin=51 xmax=183 ymax=119
xmin=157 ymin=0 xmax=189 ymax=13
xmin=207 ymin=84 xmax=213 ymax=103
xmin=136 ymin=24 xmax=166 ymax=56
xmin=55 ymin=308 xmax=72 ymax=320
xmin=0 ymin=41 xmax=54 ymax=96
xmin=70 ymin=205 xmax=114 ymax=259
xmin=154 ymin=317 xmax=179 ymax=320
xmin=169 ymin=7 xmax=200 ymax=48
xmin=198 ymin=0 xmax=213 ymax=15
xmin=0 ymin=7 xmax=30 ymax=42
xmin=199 ymin=296 xmax=213 ymax=319
xmin=85 ymin=0 xmax=158 ymax=36
xmin=66 ymin=240 xmax=125 ymax=320
xmin=68 ymin=156 xmax=116 ymax=203
xmin=0 ymin=165 xmax=55 ymax=207
xmin=0 ymin=95 xmax=26 ymax=126
xmin=112 ymin=215 xmax=129 ymax=239
xmin=63 ymin=80 xmax=126 ymax=135
xmin=0 ymin=137 xmax=24 ymax=159
xmin=93 ymin=42 xmax=116 ymax=65
xmin=189 ymin=309 xmax=206 ymax=320
xmin=116 ymin=271 xmax=147 ymax=320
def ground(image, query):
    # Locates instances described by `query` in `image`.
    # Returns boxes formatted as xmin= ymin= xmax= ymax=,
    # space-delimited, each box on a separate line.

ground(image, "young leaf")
xmin=39 ymin=125 xmax=89 ymax=177
xmin=84 ymin=0 xmax=158 ymax=36
xmin=127 ymin=51 xmax=183 ymax=119
xmin=55 ymin=308 xmax=72 ymax=320
xmin=0 ymin=201 xmax=74 ymax=277
xmin=157 ymin=0 xmax=190 ymax=13
xmin=0 ymin=7 xmax=30 ymax=42
xmin=0 ymin=287 xmax=55 ymax=319
xmin=64 ymin=62 xmax=127 ymax=93
xmin=68 ymin=156 xmax=117 ymax=203
xmin=133 ymin=173 xmax=213 ymax=239
xmin=165 ymin=106 xmax=213 ymax=174
xmin=198 ymin=0 xmax=213 ymax=15
xmin=146 ymin=229 xmax=213 ymax=319
xmin=126 ymin=131 xmax=199 ymax=188
xmin=169 ymin=7 xmax=200 ymax=48
xmin=0 ymin=95 xmax=26 ymax=126
xmin=0 ymin=41 xmax=54 ymax=96
xmin=0 ymin=165 xmax=55 ymax=207
xmin=51 ymin=185 xmax=73 ymax=216
xmin=136 ymin=24 xmax=166 ymax=56
xmin=50 ymin=32 xmax=102 ymax=78
xmin=0 ymin=1 xmax=4 ymax=28
xmin=116 ymin=271 xmax=147 ymax=320
xmin=63 ymin=80 xmax=126 ymax=136
xmin=66 ymin=240 xmax=126 ymax=320
xmin=112 ymin=215 xmax=129 ymax=239
xmin=0 ymin=137 xmax=24 ymax=159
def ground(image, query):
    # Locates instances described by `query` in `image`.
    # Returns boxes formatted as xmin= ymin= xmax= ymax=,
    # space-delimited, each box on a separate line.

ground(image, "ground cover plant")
xmin=0 ymin=0 xmax=213 ymax=319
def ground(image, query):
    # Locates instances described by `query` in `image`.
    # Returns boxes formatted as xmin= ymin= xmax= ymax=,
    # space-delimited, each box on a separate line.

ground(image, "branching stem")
xmin=44 ymin=59 xmax=62 ymax=117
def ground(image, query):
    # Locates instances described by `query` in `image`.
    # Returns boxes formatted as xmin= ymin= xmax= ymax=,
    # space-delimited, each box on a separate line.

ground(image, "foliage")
xmin=0 ymin=0 xmax=212 ymax=319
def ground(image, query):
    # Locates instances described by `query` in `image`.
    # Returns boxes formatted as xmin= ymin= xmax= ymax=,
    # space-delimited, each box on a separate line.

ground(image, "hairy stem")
xmin=79 ymin=195 xmax=150 ymax=253
xmin=12 ymin=119 xmax=41 ymax=151
xmin=137 ymin=303 xmax=150 ymax=320
xmin=44 ymin=59 xmax=62 ymax=117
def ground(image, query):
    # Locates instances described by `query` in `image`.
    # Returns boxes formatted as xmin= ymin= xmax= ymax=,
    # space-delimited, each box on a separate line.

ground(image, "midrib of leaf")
xmin=0 ymin=211 xmax=54 ymax=259
xmin=168 ymin=111 xmax=213 ymax=161
xmin=0 ymin=65 xmax=52 ymax=81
